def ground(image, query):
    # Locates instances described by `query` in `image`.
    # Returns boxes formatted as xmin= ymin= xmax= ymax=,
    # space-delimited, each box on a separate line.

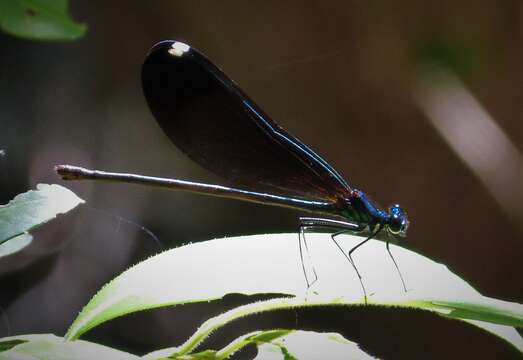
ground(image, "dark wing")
xmin=142 ymin=40 xmax=351 ymax=201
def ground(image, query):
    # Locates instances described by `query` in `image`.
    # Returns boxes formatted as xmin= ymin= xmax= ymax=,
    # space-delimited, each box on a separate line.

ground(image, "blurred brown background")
xmin=0 ymin=0 xmax=522 ymax=357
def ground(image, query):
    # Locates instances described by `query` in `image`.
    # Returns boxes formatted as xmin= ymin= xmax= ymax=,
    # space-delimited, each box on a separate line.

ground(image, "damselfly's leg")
xmin=330 ymin=228 xmax=369 ymax=303
xmin=298 ymin=222 xmax=318 ymax=288
xmin=344 ymin=224 xmax=384 ymax=301
xmin=298 ymin=217 xmax=361 ymax=288
xmin=348 ymin=224 xmax=383 ymax=261
xmin=386 ymin=240 xmax=408 ymax=292
xmin=330 ymin=223 xmax=366 ymax=268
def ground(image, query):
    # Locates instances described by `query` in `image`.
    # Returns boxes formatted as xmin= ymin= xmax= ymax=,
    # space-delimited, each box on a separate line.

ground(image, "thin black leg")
xmin=346 ymin=224 xmax=384 ymax=302
xmin=386 ymin=240 xmax=408 ymax=292
xmin=297 ymin=218 xmax=392 ymax=304
xmin=297 ymin=217 xmax=358 ymax=289
xmin=331 ymin=229 xmax=369 ymax=303
xmin=348 ymin=224 xmax=383 ymax=260
xmin=298 ymin=223 xmax=318 ymax=288
xmin=301 ymin=226 xmax=318 ymax=286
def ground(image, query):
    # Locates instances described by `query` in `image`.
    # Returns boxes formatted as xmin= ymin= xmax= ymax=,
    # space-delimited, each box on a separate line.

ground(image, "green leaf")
xmin=219 ymin=329 xmax=372 ymax=360
xmin=413 ymin=300 xmax=523 ymax=328
xmin=0 ymin=233 xmax=32 ymax=257
xmin=144 ymin=328 xmax=373 ymax=360
xmin=145 ymin=349 xmax=218 ymax=359
xmin=144 ymin=296 xmax=521 ymax=357
xmin=0 ymin=184 xmax=84 ymax=246
xmin=0 ymin=334 xmax=138 ymax=359
xmin=0 ymin=339 xmax=28 ymax=352
xmin=248 ymin=329 xmax=293 ymax=343
xmin=31 ymin=0 xmax=68 ymax=12
xmin=65 ymin=234 xmax=523 ymax=352
xmin=174 ymin=349 xmax=218 ymax=359
xmin=0 ymin=0 xmax=86 ymax=41
xmin=253 ymin=330 xmax=374 ymax=360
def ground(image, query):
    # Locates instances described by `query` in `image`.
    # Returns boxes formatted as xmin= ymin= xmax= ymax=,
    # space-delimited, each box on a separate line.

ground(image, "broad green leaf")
xmin=0 ymin=233 xmax=32 ymax=257
xmin=65 ymin=234 xmax=523 ymax=352
xmin=0 ymin=0 xmax=86 ymax=41
xmin=0 ymin=184 xmax=84 ymax=245
xmin=0 ymin=334 xmax=137 ymax=359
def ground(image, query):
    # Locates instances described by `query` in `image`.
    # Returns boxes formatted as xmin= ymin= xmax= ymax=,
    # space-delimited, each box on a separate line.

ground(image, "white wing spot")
xmin=168 ymin=41 xmax=190 ymax=57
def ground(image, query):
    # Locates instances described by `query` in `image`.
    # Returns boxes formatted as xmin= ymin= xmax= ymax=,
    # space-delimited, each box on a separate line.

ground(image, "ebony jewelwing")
xmin=56 ymin=40 xmax=409 ymax=301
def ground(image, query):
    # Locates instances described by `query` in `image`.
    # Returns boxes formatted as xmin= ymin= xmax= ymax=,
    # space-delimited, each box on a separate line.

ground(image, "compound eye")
xmin=388 ymin=205 xmax=408 ymax=236
xmin=389 ymin=217 xmax=403 ymax=234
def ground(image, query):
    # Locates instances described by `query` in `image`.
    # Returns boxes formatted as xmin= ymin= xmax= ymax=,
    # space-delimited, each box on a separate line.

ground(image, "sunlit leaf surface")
xmin=0 ymin=334 xmax=137 ymax=359
xmin=0 ymin=233 xmax=32 ymax=257
xmin=0 ymin=184 xmax=84 ymax=247
xmin=253 ymin=330 xmax=374 ymax=360
xmin=65 ymin=234 xmax=522 ymax=351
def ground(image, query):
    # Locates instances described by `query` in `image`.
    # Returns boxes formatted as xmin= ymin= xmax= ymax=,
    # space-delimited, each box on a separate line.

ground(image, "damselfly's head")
xmin=386 ymin=204 xmax=409 ymax=237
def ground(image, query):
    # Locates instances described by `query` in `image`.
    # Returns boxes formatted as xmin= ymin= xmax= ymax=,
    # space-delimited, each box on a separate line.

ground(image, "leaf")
xmin=413 ymin=299 xmax=523 ymax=328
xmin=0 ymin=0 xmax=86 ymax=41
xmin=65 ymin=233 xmax=523 ymax=352
xmin=0 ymin=184 xmax=84 ymax=246
xmin=248 ymin=329 xmax=294 ymax=343
xmin=143 ymin=296 xmax=520 ymax=357
xmin=0 ymin=233 xmax=32 ymax=257
xmin=0 ymin=339 xmax=28 ymax=352
xmin=143 ymin=330 xmax=295 ymax=359
xmin=253 ymin=330 xmax=374 ymax=360
xmin=143 ymin=328 xmax=374 ymax=360
xmin=0 ymin=334 xmax=138 ymax=359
